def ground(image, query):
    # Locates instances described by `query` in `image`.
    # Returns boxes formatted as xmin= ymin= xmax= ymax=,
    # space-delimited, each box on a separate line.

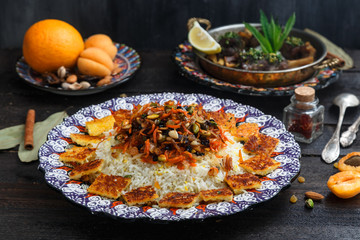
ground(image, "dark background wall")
xmin=1 ymin=0 xmax=359 ymax=50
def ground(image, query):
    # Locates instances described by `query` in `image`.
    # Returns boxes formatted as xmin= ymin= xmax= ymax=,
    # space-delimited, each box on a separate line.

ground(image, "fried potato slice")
xmin=122 ymin=186 xmax=159 ymax=206
xmin=243 ymin=133 xmax=279 ymax=156
xmin=225 ymin=173 xmax=262 ymax=194
xmin=85 ymin=114 xmax=115 ymax=136
xmin=70 ymin=133 xmax=104 ymax=147
xmin=230 ymin=122 xmax=259 ymax=142
xmin=158 ymin=192 xmax=200 ymax=209
xmin=59 ymin=146 xmax=96 ymax=164
xmin=87 ymin=173 xmax=131 ymax=199
xmin=113 ymin=109 xmax=132 ymax=126
xmin=199 ymin=188 xmax=233 ymax=203
xmin=207 ymin=111 xmax=236 ymax=131
xmin=69 ymin=159 xmax=104 ymax=180
xmin=239 ymin=155 xmax=281 ymax=176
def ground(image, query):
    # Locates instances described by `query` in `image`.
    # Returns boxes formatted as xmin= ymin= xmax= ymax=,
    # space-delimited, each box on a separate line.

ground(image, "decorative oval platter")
xmin=38 ymin=92 xmax=301 ymax=221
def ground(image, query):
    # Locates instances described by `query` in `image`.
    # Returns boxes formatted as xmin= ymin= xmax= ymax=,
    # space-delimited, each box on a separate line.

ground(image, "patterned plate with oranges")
xmin=16 ymin=43 xmax=141 ymax=96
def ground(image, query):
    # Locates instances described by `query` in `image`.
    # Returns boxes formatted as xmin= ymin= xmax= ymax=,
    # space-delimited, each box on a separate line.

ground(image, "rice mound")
xmin=95 ymin=132 xmax=251 ymax=198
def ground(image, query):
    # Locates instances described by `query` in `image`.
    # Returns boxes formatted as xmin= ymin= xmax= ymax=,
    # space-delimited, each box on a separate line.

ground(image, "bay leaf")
xmin=0 ymin=124 xmax=25 ymax=150
xmin=18 ymin=111 xmax=68 ymax=162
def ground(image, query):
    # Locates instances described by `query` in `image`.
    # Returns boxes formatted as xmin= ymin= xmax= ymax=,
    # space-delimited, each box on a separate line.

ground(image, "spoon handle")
xmin=340 ymin=115 xmax=360 ymax=147
xmin=322 ymin=105 xmax=346 ymax=163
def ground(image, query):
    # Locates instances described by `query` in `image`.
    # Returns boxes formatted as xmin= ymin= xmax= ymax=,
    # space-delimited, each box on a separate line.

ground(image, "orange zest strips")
xmin=122 ymin=141 xmax=130 ymax=154
xmin=196 ymin=204 xmax=207 ymax=212
xmin=160 ymin=112 xmax=171 ymax=119
xmin=111 ymin=100 xmax=242 ymax=170
xmin=139 ymin=128 xmax=146 ymax=136
xmin=144 ymin=139 xmax=150 ymax=157
xmin=147 ymin=123 xmax=156 ymax=134
xmin=110 ymin=201 xmax=124 ymax=208
xmin=236 ymin=114 xmax=248 ymax=123
xmin=271 ymin=152 xmax=284 ymax=157
xmin=247 ymin=189 xmax=262 ymax=193
xmin=239 ymin=150 xmax=243 ymax=162
xmin=217 ymin=106 xmax=225 ymax=112
xmin=85 ymin=193 xmax=98 ymax=198
xmin=60 ymin=137 xmax=73 ymax=144
xmin=169 ymin=208 xmax=178 ymax=215
xmin=181 ymin=123 xmax=192 ymax=134
xmin=154 ymin=180 xmax=161 ymax=189
xmin=261 ymin=176 xmax=276 ymax=182
xmin=76 ymin=125 xmax=86 ymax=132
xmin=142 ymin=206 xmax=152 ymax=212
xmin=153 ymin=126 xmax=158 ymax=144
xmin=57 ymin=166 xmax=72 ymax=171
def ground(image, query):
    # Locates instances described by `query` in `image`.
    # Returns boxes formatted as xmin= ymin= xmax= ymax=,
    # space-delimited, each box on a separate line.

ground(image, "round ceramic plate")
xmin=38 ymin=92 xmax=301 ymax=221
xmin=172 ymin=42 xmax=340 ymax=97
xmin=16 ymin=43 xmax=141 ymax=96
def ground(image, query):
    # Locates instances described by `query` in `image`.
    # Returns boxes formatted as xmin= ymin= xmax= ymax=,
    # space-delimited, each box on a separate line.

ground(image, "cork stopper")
xmin=294 ymin=87 xmax=315 ymax=102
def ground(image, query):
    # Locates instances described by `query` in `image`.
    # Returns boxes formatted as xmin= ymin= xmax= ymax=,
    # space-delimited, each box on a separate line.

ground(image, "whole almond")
xmin=66 ymin=74 xmax=77 ymax=84
xmin=305 ymin=191 xmax=324 ymax=201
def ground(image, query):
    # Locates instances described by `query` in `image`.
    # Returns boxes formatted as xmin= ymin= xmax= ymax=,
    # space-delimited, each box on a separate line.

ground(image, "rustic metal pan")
xmin=193 ymin=23 xmax=328 ymax=88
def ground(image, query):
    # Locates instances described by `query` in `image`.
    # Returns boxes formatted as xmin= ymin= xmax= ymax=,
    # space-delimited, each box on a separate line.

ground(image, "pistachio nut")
xmin=192 ymin=123 xmax=200 ymax=134
xmin=305 ymin=199 xmax=314 ymax=209
xmin=147 ymin=114 xmax=159 ymax=119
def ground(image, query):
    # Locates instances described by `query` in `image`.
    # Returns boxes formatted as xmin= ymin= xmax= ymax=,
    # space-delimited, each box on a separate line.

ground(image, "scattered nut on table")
xmin=304 ymin=191 xmax=324 ymax=201
xmin=305 ymin=199 xmax=314 ymax=209
xmin=289 ymin=195 xmax=298 ymax=203
xmin=298 ymin=176 xmax=305 ymax=183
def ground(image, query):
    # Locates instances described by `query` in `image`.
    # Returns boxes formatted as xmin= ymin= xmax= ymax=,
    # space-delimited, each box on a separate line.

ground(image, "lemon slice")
xmin=188 ymin=21 xmax=221 ymax=54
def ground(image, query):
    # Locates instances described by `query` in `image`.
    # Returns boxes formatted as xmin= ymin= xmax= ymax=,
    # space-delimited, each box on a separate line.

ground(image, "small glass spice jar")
xmin=283 ymin=86 xmax=324 ymax=143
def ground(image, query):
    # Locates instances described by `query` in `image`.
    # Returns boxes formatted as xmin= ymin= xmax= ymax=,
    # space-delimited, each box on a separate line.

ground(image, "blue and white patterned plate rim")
xmin=38 ymin=92 xmax=301 ymax=221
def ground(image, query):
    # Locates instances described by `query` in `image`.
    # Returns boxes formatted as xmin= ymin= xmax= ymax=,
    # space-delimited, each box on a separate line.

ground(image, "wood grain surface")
xmin=1 ymin=48 xmax=360 ymax=239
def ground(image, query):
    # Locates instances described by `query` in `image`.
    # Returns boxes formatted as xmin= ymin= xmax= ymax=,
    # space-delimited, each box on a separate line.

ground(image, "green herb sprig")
xmin=244 ymin=10 xmax=296 ymax=54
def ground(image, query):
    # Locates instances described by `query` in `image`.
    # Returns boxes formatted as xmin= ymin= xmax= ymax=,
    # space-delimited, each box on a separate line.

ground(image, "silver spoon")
xmin=340 ymin=115 xmax=360 ymax=147
xmin=321 ymin=93 xmax=360 ymax=163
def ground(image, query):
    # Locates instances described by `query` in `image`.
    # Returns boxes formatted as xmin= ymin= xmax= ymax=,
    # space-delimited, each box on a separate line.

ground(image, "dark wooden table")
xmin=1 ymin=49 xmax=360 ymax=239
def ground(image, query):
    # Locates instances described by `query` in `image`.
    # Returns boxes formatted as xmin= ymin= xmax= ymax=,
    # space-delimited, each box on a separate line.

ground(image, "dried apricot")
xmin=327 ymin=171 xmax=360 ymax=199
xmin=338 ymin=152 xmax=360 ymax=172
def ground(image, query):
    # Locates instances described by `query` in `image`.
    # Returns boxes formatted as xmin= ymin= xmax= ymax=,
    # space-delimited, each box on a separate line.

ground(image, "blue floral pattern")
xmin=38 ymin=93 xmax=301 ymax=221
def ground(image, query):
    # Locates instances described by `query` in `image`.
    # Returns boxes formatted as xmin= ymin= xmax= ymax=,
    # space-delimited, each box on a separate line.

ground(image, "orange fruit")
xmin=22 ymin=19 xmax=84 ymax=73
xmin=84 ymin=34 xmax=118 ymax=59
